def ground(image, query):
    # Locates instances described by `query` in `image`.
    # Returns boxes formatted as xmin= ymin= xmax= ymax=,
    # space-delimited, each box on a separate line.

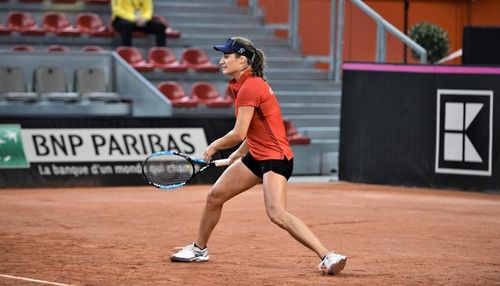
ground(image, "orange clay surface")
xmin=1 ymin=182 xmax=500 ymax=286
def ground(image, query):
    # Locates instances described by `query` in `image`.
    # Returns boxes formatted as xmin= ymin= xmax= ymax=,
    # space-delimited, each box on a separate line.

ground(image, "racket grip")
xmin=213 ymin=158 xmax=231 ymax=167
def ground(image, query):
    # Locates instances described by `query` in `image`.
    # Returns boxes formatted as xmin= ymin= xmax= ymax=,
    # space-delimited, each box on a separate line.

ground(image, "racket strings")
xmin=143 ymin=155 xmax=194 ymax=186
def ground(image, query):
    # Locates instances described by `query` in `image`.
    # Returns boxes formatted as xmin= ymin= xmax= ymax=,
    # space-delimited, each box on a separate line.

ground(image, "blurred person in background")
xmin=111 ymin=0 xmax=166 ymax=47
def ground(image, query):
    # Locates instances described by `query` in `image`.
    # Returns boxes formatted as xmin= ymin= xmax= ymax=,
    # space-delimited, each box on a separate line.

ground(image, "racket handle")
xmin=213 ymin=158 xmax=231 ymax=167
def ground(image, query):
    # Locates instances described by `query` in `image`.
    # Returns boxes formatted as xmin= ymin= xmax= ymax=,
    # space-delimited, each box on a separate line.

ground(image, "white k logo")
xmin=443 ymin=102 xmax=483 ymax=162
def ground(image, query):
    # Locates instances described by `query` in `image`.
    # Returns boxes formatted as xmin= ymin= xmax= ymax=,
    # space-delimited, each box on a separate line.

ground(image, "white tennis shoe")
xmin=318 ymin=252 xmax=347 ymax=275
xmin=170 ymin=243 xmax=209 ymax=262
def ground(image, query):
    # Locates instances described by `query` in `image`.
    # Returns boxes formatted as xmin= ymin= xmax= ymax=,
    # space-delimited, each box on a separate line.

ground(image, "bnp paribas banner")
xmin=0 ymin=118 xmax=234 ymax=188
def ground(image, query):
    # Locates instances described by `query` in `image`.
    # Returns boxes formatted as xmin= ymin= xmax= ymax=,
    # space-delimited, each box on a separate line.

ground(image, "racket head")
xmin=142 ymin=150 xmax=208 ymax=190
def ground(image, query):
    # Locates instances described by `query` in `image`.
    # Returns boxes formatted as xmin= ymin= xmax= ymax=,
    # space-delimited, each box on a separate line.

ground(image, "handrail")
xmin=350 ymin=0 xmax=427 ymax=63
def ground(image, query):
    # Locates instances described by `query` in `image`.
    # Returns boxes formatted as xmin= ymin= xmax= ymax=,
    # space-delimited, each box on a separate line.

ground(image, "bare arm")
xmin=203 ymin=106 xmax=254 ymax=161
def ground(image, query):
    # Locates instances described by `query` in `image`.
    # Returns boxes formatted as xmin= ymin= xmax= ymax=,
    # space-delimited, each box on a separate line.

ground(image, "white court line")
xmin=0 ymin=274 xmax=74 ymax=286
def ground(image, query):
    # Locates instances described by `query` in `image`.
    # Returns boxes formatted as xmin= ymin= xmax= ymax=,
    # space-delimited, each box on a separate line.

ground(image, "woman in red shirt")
xmin=170 ymin=37 xmax=346 ymax=275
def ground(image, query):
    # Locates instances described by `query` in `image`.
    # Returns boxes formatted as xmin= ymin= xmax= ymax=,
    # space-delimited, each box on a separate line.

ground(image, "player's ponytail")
xmin=232 ymin=37 xmax=266 ymax=78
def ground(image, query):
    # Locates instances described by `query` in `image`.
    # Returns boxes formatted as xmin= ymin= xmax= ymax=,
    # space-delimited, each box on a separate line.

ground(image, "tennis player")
xmin=170 ymin=36 xmax=347 ymax=275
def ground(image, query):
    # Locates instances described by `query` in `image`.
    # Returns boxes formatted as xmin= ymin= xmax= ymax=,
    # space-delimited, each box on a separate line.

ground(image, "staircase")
xmin=153 ymin=0 xmax=341 ymax=175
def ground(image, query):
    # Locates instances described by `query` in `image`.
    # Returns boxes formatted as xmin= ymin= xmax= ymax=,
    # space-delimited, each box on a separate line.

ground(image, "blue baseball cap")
xmin=213 ymin=38 xmax=255 ymax=61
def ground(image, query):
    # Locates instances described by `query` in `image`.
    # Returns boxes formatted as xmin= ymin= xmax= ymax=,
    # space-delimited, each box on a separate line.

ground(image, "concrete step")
xmin=173 ymin=23 xmax=275 ymax=36
xmin=164 ymin=13 xmax=262 ymax=26
xmin=285 ymin=115 xmax=340 ymax=127
xmin=155 ymin=3 xmax=247 ymax=15
xmin=298 ymin=126 xmax=340 ymax=139
xmin=281 ymin=103 xmax=340 ymax=115
xmin=291 ymin=143 xmax=339 ymax=175
xmin=270 ymin=80 xmax=342 ymax=92
xmin=277 ymin=91 xmax=341 ymax=104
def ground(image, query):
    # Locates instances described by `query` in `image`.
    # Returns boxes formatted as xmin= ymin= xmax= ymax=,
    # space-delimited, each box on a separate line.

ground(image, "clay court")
xmin=1 ymin=182 xmax=499 ymax=286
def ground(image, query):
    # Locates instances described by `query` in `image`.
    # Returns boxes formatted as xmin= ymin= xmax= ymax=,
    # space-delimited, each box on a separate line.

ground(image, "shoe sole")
xmin=328 ymin=257 xmax=347 ymax=275
xmin=170 ymin=256 xmax=209 ymax=263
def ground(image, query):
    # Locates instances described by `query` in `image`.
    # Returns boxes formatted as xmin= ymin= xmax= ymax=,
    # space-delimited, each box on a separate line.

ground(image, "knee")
xmin=266 ymin=207 xmax=287 ymax=228
xmin=205 ymin=187 xmax=225 ymax=209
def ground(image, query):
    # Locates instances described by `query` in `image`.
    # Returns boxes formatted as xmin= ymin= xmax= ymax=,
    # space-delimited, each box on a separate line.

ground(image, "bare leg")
xmin=195 ymin=159 xmax=261 ymax=248
xmin=262 ymin=171 xmax=330 ymax=259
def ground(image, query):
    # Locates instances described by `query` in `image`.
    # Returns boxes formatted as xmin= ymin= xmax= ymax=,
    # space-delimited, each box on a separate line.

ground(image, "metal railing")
xmin=249 ymin=0 xmax=427 ymax=81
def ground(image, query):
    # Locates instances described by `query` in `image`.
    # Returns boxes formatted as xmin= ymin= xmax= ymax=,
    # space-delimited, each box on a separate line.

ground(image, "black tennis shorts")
xmin=241 ymin=152 xmax=294 ymax=181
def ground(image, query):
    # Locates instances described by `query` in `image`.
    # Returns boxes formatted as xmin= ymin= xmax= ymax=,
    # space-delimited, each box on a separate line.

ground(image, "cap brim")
xmin=213 ymin=44 xmax=233 ymax=53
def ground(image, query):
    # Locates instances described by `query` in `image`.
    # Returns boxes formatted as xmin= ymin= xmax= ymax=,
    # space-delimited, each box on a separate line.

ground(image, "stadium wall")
xmin=0 ymin=117 xmax=235 ymax=188
xmin=339 ymin=62 xmax=500 ymax=192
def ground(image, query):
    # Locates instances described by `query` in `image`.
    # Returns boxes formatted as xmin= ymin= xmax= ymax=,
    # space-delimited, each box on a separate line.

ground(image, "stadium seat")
xmin=42 ymin=12 xmax=82 ymax=36
xmin=191 ymin=82 xmax=233 ymax=108
xmin=0 ymin=66 xmax=38 ymax=101
xmin=11 ymin=44 xmax=35 ymax=52
xmin=283 ymin=119 xmax=311 ymax=145
xmin=81 ymin=45 xmax=104 ymax=52
xmin=47 ymin=45 xmax=70 ymax=52
xmin=115 ymin=46 xmax=154 ymax=72
xmin=154 ymin=15 xmax=181 ymax=38
xmin=148 ymin=47 xmax=188 ymax=72
xmin=157 ymin=81 xmax=198 ymax=108
xmin=75 ymin=68 xmax=120 ymax=102
xmin=7 ymin=11 xmax=46 ymax=36
xmin=76 ymin=12 xmax=114 ymax=37
xmin=181 ymin=48 xmax=220 ymax=72
xmin=34 ymin=67 xmax=79 ymax=102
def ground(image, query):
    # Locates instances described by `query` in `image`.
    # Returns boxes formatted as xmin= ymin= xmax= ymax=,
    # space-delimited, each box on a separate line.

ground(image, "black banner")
xmin=0 ymin=117 xmax=235 ymax=188
xmin=339 ymin=63 xmax=500 ymax=192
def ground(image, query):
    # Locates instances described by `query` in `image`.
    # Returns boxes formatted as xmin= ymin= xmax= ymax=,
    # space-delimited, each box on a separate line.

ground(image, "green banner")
xmin=0 ymin=124 xmax=29 ymax=168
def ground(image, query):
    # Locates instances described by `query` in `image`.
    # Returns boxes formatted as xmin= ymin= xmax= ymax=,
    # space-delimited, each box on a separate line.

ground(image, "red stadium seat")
xmin=283 ymin=119 xmax=311 ymax=145
xmin=191 ymin=82 xmax=233 ymax=108
xmin=43 ymin=12 xmax=81 ymax=36
xmin=7 ymin=11 xmax=46 ymax=36
xmin=76 ymin=12 xmax=114 ymax=37
xmin=157 ymin=81 xmax=199 ymax=108
xmin=181 ymin=48 xmax=219 ymax=72
xmin=81 ymin=45 xmax=105 ymax=52
xmin=11 ymin=44 xmax=35 ymax=52
xmin=47 ymin=45 xmax=70 ymax=52
xmin=154 ymin=15 xmax=181 ymax=38
xmin=115 ymin=46 xmax=155 ymax=72
xmin=148 ymin=47 xmax=188 ymax=72
xmin=130 ymin=15 xmax=181 ymax=39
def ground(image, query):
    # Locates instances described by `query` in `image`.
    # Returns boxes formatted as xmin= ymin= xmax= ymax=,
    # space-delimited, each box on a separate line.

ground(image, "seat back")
xmin=75 ymin=68 xmax=108 ymax=93
xmin=157 ymin=81 xmax=186 ymax=100
xmin=181 ymin=48 xmax=210 ymax=65
xmin=191 ymin=82 xmax=219 ymax=101
xmin=43 ymin=12 xmax=71 ymax=31
xmin=76 ymin=12 xmax=104 ymax=32
xmin=116 ymin=46 xmax=144 ymax=64
xmin=34 ymin=67 xmax=68 ymax=93
xmin=7 ymin=11 xmax=37 ymax=30
xmin=148 ymin=47 xmax=176 ymax=65
xmin=0 ymin=66 xmax=27 ymax=92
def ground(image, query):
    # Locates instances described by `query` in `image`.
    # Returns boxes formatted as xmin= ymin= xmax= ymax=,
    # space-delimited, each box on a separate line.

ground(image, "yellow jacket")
xmin=111 ymin=0 xmax=153 ymax=22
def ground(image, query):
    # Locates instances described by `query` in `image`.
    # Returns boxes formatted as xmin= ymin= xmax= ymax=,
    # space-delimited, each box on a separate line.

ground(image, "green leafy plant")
xmin=409 ymin=22 xmax=449 ymax=63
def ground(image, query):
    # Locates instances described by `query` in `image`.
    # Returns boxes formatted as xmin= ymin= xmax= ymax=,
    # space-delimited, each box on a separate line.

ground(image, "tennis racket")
xmin=142 ymin=150 xmax=231 ymax=190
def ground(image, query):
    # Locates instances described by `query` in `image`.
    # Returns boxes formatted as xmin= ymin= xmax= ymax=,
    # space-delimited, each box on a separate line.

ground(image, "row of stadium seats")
xmin=116 ymin=46 xmax=219 ymax=72
xmin=157 ymin=81 xmax=232 ymax=108
xmin=8 ymin=44 xmax=105 ymax=52
xmin=0 ymin=12 xmax=180 ymax=38
xmin=0 ymin=66 xmax=119 ymax=102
